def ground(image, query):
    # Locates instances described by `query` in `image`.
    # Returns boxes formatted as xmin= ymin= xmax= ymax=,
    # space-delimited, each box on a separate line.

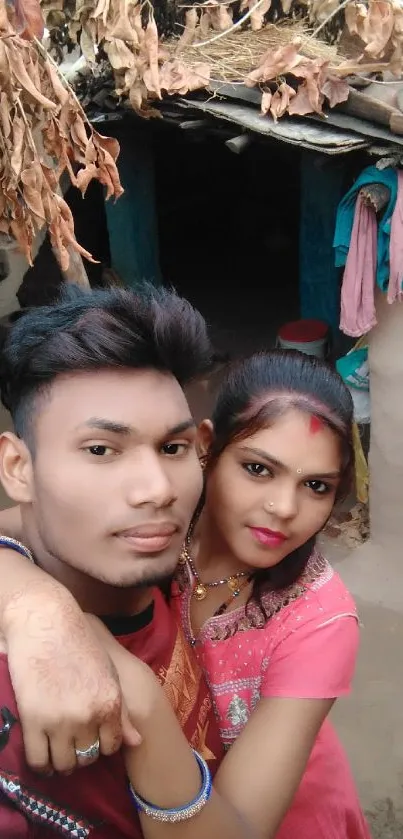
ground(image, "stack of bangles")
xmin=129 ymin=750 xmax=212 ymax=823
xmin=0 ymin=536 xmax=34 ymax=562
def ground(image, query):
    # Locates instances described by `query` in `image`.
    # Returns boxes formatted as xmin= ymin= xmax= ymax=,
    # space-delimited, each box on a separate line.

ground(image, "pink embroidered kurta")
xmin=172 ymin=551 xmax=371 ymax=839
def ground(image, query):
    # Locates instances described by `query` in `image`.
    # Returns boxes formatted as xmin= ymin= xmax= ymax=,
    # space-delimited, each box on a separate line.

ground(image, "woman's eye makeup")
xmin=241 ymin=462 xmax=336 ymax=497
xmin=304 ymin=479 xmax=330 ymax=495
xmin=242 ymin=462 xmax=273 ymax=478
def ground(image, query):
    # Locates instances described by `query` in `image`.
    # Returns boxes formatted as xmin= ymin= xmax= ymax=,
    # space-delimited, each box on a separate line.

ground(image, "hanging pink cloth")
xmin=388 ymin=169 xmax=403 ymax=304
xmin=340 ymin=194 xmax=377 ymax=337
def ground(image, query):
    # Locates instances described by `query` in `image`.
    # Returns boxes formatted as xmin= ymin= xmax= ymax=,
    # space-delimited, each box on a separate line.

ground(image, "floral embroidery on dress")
xmin=208 ymin=550 xmax=331 ymax=641
xmin=174 ymin=548 xmax=331 ymax=647
xmin=198 ymin=673 xmax=263 ymax=745
xmin=226 ymin=695 xmax=249 ymax=727
xmin=251 ymin=688 xmax=260 ymax=711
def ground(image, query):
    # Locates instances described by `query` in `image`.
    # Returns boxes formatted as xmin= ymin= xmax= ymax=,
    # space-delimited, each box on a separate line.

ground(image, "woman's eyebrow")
xmin=239 ymin=446 xmax=340 ymax=479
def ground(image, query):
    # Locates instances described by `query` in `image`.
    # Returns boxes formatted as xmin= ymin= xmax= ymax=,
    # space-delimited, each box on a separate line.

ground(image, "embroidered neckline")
xmin=175 ymin=549 xmax=331 ymax=645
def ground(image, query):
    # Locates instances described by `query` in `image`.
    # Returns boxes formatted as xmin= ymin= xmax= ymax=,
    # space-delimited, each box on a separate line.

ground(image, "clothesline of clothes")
xmin=333 ymin=165 xmax=403 ymax=338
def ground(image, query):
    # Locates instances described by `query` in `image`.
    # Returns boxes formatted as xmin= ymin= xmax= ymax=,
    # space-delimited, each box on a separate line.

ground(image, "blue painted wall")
xmin=104 ymin=126 xmax=162 ymax=289
xmin=299 ymin=151 xmax=346 ymax=341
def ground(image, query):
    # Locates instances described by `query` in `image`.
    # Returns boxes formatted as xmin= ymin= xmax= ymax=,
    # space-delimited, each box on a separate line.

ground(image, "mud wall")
xmin=369 ymin=289 xmax=403 ymax=550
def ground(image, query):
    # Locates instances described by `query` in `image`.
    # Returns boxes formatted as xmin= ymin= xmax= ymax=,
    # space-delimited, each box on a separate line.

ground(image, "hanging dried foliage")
xmin=2 ymin=0 xmax=402 ymax=276
xmin=36 ymin=0 xmax=351 ymax=121
xmin=38 ymin=0 xmax=403 ymax=131
xmin=343 ymin=0 xmax=403 ymax=74
xmin=0 ymin=0 xmax=123 ymax=270
xmin=49 ymin=0 xmax=212 ymax=118
xmin=244 ymin=39 xmax=348 ymax=119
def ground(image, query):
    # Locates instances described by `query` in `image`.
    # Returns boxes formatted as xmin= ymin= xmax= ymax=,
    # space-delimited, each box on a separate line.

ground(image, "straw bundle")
xmin=166 ymin=21 xmax=342 ymax=84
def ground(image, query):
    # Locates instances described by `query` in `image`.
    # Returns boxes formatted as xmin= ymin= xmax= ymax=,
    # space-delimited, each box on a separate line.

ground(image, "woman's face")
xmin=204 ymin=408 xmax=342 ymax=571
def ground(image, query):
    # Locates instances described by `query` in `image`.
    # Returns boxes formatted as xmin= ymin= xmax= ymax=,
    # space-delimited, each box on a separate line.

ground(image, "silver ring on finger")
xmin=75 ymin=739 xmax=100 ymax=763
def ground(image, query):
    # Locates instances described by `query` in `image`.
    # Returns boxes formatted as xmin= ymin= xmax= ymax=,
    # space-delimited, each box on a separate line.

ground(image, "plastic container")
xmin=276 ymin=320 xmax=329 ymax=359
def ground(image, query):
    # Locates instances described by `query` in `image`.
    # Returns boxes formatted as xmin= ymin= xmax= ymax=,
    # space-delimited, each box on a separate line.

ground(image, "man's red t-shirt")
xmin=0 ymin=588 xmax=223 ymax=838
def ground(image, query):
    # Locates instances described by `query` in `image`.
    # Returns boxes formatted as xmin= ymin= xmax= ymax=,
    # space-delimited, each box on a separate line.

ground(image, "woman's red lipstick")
xmin=249 ymin=527 xmax=287 ymax=548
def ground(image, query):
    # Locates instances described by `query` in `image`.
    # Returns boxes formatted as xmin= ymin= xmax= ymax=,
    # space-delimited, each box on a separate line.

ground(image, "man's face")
xmin=15 ymin=369 xmax=203 ymax=587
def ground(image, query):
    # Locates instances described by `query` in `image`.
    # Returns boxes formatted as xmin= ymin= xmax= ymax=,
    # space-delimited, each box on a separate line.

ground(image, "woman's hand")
xmin=4 ymin=579 xmax=141 ymax=774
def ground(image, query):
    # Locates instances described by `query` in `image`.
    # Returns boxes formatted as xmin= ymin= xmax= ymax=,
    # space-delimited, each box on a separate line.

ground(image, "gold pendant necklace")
xmin=194 ymin=583 xmax=208 ymax=601
xmin=180 ymin=543 xmax=249 ymax=601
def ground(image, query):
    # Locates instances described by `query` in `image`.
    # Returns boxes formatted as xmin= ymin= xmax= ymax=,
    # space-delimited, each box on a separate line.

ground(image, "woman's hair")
xmin=206 ymin=350 xmax=354 ymax=609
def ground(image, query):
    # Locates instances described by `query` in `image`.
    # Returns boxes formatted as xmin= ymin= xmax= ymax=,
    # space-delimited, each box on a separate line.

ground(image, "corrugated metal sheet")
xmin=204 ymin=83 xmax=403 ymax=149
xmin=309 ymin=109 xmax=403 ymax=148
xmin=179 ymin=97 xmax=369 ymax=154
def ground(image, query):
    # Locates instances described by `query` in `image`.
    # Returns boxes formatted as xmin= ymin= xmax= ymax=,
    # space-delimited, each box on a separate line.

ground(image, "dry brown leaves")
xmin=246 ymin=40 xmax=348 ymax=120
xmin=37 ymin=0 xmax=403 ymax=125
xmin=65 ymin=0 xmax=211 ymax=117
xmin=343 ymin=0 xmax=403 ymax=75
xmin=323 ymin=502 xmax=369 ymax=548
xmin=240 ymin=0 xmax=272 ymax=32
xmin=6 ymin=0 xmax=45 ymax=38
xmin=0 ymin=0 xmax=123 ymax=270
xmin=66 ymin=0 xmax=351 ymax=120
xmin=309 ymin=0 xmax=403 ymax=77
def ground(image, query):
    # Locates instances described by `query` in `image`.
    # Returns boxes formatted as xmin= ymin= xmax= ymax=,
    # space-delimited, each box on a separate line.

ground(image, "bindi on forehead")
xmin=309 ymin=415 xmax=323 ymax=435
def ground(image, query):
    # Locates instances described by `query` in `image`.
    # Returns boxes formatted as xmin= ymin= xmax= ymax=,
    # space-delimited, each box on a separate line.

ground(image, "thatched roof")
xmin=2 ymin=0 xmax=403 ymax=269
xmin=42 ymin=0 xmax=403 ymax=131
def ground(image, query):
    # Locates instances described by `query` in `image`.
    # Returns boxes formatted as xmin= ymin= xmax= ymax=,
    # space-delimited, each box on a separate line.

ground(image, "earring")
xmin=199 ymin=455 xmax=208 ymax=471
xmin=297 ymin=468 xmax=302 ymax=474
xmin=269 ymin=501 xmax=274 ymax=508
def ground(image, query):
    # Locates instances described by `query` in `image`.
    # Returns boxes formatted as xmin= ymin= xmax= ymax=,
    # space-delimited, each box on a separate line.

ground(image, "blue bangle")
xmin=128 ymin=749 xmax=212 ymax=823
xmin=0 ymin=536 xmax=33 ymax=563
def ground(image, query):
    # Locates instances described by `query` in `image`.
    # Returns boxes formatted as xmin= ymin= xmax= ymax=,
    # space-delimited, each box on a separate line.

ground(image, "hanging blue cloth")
xmin=333 ymin=166 xmax=398 ymax=292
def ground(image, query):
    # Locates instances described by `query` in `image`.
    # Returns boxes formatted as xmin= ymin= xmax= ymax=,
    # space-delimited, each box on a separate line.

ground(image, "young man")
xmin=0 ymin=285 xmax=250 ymax=839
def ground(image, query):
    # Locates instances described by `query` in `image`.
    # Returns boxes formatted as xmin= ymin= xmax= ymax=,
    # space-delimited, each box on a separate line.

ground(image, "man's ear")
xmin=0 ymin=432 xmax=34 ymax=503
xmin=196 ymin=419 xmax=214 ymax=460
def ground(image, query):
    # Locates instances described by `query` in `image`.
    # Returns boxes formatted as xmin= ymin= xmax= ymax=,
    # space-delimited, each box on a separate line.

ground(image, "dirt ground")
xmin=321 ymin=536 xmax=403 ymax=838
xmin=366 ymin=800 xmax=403 ymax=839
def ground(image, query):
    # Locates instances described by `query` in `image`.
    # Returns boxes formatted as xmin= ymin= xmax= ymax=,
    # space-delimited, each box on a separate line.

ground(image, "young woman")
xmin=0 ymin=351 xmax=370 ymax=838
